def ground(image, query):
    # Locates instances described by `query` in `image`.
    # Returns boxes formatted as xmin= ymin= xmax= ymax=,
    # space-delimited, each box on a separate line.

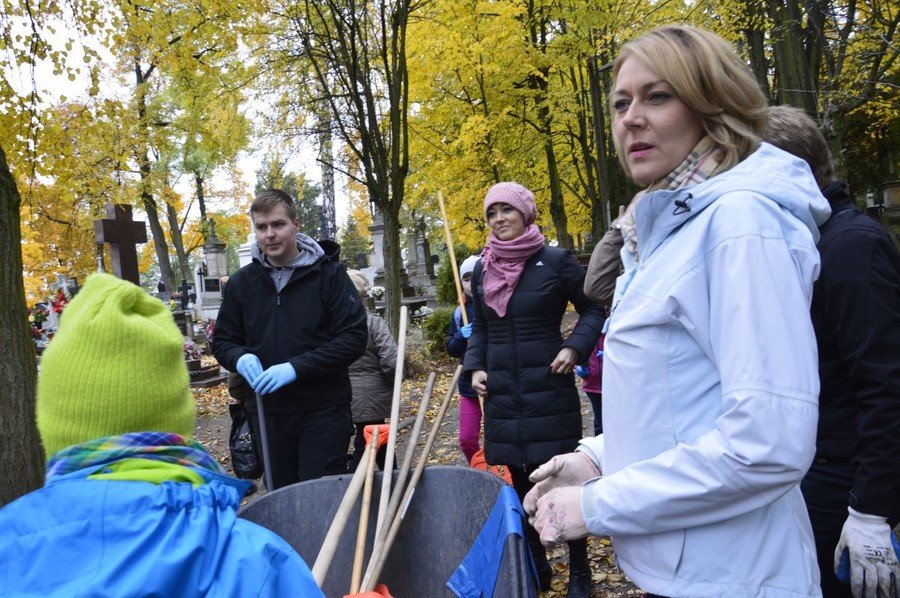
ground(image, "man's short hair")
xmin=765 ymin=105 xmax=836 ymax=189
xmin=251 ymin=189 xmax=298 ymax=221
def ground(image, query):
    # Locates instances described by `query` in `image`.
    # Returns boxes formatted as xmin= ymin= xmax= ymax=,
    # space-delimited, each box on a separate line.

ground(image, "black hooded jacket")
xmin=811 ymin=182 xmax=900 ymax=520
xmin=464 ymin=246 xmax=604 ymax=468
xmin=213 ymin=239 xmax=368 ymax=413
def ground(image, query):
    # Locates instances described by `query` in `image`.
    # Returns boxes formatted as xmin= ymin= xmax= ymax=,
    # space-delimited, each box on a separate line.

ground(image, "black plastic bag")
xmin=229 ymin=403 xmax=263 ymax=480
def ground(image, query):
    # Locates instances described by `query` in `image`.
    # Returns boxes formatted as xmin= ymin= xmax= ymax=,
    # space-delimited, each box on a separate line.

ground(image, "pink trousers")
xmin=459 ymin=394 xmax=482 ymax=463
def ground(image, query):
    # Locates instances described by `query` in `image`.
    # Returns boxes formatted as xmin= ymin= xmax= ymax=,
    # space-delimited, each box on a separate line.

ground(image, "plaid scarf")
xmin=620 ymin=137 xmax=723 ymax=258
xmin=45 ymin=431 xmax=225 ymax=484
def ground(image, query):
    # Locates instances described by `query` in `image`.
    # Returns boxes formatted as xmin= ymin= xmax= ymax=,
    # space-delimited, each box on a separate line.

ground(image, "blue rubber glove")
xmin=460 ymin=323 xmax=473 ymax=339
xmin=253 ymin=363 xmax=297 ymax=396
xmin=236 ymin=353 xmax=263 ymax=386
xmin=575 ymin=365 xmax=590 ymax=379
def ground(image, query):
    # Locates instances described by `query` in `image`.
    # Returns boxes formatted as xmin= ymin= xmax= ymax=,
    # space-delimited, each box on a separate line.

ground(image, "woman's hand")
xmin=523 ymin=452 xmax=601 ymax=516
xmin=471 ymin=370 xmax=489 ymax=397
xmin=549 ymin=347 xmax=578 ymax=374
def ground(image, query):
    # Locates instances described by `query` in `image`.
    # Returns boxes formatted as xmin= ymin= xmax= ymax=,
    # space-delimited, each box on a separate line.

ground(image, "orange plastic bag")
xmin=469 ymin=448 xmax=513 ymax=485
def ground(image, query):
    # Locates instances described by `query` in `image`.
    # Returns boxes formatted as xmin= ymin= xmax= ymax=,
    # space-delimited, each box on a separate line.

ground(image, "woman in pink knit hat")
xmin=463 ymin=181 xmax=605 ymax=597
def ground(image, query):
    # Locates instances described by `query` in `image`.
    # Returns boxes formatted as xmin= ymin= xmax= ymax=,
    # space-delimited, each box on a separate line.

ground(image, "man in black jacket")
xmin=767 ymin=106 xmax=900 ymax=597
xmin=213 ymin=189 xmax=367 ymax=489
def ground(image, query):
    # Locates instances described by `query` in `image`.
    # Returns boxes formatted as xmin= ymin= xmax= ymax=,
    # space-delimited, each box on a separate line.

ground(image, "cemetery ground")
xmin=194 ymin=318 xmax=640 ymax=597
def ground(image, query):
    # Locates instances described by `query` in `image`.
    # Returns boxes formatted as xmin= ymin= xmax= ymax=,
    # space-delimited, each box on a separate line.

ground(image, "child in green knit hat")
xmin=36 ymin=272 xmax=196 ymax=458
xmin=0 ymin=273 xmax=323 ymax=597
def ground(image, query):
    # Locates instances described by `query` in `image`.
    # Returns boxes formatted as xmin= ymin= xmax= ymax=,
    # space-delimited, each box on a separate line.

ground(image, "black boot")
xmin=566 ymin=538 xmax=591 ymax=598
xmin=529 ymin=540 xmax=553 ymax=591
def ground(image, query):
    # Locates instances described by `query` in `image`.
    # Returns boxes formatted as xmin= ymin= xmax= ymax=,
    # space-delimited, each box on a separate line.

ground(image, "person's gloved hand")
xmin=575 ymin=365 xmax=589 ymax=379
xmin=253 ymin=363 xmax=297 ymax=396
xmin=523 ymin=452 xmax=600 ymax=516
xmin=834 ymin=507 xmax=900 ymax=597
xmin=532 ymin=486 xmax=590 ymax=545
xmin=460 ymin=323 xmax=473 ymax=339
xmin=236 ymin=353 xmax=263 ymax=386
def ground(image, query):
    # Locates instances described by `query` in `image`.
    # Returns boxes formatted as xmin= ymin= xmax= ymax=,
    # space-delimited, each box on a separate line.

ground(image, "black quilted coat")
xmin=464 ymin=246 xmax=605 ymax=468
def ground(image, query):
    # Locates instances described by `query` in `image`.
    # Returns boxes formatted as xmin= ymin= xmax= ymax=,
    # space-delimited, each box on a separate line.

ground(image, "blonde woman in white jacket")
xmin=524 ymin=25 xmax=830 ymax=598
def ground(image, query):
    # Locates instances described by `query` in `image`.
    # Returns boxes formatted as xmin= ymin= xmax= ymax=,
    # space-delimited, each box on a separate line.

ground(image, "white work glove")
xmin=834 ymin=507 xmax=900 ymax=597
xmin=523 ymin=451 xmax=600 ymax=517
xmin=532 ymin=486 xmax=590 ymax=545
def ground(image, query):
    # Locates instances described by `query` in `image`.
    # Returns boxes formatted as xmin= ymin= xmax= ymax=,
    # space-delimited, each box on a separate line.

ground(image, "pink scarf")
xmin=481 ymin=224 xmax=546 ymax=317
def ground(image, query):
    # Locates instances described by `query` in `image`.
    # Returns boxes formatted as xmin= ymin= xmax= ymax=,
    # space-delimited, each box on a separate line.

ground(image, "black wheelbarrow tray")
xmin=239 ymin=465 xmax=535 ymax=597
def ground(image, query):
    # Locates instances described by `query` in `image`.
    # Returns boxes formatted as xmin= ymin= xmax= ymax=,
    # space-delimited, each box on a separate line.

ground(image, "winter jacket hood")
xmin=631 ymin=143 xmax=830 ymax=263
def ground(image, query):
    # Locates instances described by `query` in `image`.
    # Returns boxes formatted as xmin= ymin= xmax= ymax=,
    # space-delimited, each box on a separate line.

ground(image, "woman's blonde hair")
xmin=611 ymin=25 xmax=769 ymax=176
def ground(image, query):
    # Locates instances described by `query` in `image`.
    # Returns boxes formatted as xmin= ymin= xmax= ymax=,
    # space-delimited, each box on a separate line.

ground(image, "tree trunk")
xmin=195 ymin=172 xmax=207 ymax=227
xmin=823 ymin=104 xmax=849 ymax=179
xmin=318 ymin=110 xmax=337 ymax=241
xmin=141 ymin=191 xmax=175 ymax=292
xmin=745 ymin=29 xmax=770 ymax=98
xmin=166 ymin=201 xmax=191 ymax=285
xmin=571 ymin=64 xmax=601 ymax=236
xmin=544 ymin=139 xmax=571 ymax=249
xmin=135 ymin=62 xmax=175 ymax=291
xmin=587 ymin=55 xmax=611 ymax=238
xmin=381 ymin=207 xmax=403 ymax=337
xmin=0 ymin=146 xmax=44 ymax=506
xmin=770 ymin=0 xmax=817 ymax=115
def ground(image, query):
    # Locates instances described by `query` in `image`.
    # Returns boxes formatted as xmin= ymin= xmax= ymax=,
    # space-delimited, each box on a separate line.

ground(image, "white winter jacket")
xmin=579 ymin=144 xmax=831 ymax=597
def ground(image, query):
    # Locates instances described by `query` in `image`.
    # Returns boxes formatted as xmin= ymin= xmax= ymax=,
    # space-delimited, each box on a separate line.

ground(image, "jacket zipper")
xmin=507 ymin=271 xmax=525 ymax=470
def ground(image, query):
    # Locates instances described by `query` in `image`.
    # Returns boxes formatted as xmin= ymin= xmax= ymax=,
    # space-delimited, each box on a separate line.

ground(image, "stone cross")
xmin=51 ymin=274 xmax=81 ymax=297
xmin=50 ymin=273 xmax=70 ymax=293
xmin=94 ymin=204 xmax=148 ymax=285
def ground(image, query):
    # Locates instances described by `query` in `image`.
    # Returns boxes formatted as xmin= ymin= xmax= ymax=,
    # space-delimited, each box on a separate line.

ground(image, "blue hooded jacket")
xmin=0 ymin=466 xmax=323 ymax=597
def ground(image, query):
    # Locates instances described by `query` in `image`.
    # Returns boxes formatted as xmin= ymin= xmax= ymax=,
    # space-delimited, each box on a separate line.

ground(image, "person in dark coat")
xmin=464 ymin=182 xmax=604 ymax=597
xmin=767 ymin=105 xmax=900 ymax=598
xmin=213 ymin=189 xmax=367 ymax=490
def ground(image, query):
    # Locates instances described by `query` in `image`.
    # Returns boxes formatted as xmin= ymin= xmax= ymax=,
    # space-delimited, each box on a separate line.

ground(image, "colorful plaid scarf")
xmin=45 ymin=431 xmax=225 ymax=484
xmin=620 ymin=136 xmax=723 ymax=258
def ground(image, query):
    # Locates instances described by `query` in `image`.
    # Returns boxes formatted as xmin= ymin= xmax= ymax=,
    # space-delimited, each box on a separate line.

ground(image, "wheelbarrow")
xmin=239 ymin=465 xmax=535 ymax=597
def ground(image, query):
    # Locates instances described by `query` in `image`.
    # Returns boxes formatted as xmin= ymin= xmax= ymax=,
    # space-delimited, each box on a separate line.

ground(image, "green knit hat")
xmin=37 ymin=273 xmax=195 ymax=457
